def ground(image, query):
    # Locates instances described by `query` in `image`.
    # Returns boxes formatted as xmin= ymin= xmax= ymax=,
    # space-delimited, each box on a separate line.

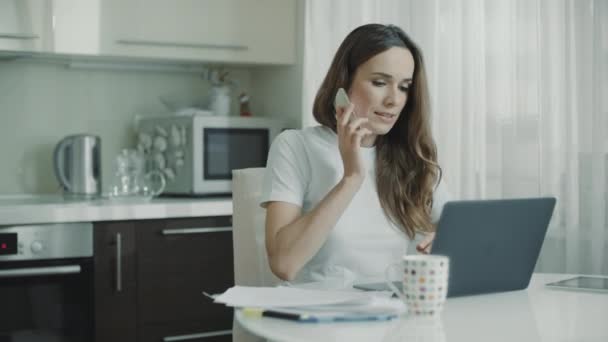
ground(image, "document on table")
xmin=241 ymin=296 xmax=405 ymax=323
xmin=208 ymin=286 xmax=407 ymax=323
xmin=210 ymin=286 xmax=372 ymax=308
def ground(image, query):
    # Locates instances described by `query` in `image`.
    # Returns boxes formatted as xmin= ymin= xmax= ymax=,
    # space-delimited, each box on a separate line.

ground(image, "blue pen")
xmin=305 ymin=313 xmax=397 ymax=323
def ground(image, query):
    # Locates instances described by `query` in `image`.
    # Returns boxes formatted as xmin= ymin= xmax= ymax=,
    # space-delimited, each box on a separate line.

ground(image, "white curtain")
xmin=302 ymin=0 xmax=608 ymax=275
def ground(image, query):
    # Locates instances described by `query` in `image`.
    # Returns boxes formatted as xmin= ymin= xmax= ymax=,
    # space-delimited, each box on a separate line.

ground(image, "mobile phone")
xmin=334 ymin=87 xmax=351 ymax=109
xmin=334 ymin=88 xmax=357 ymax=122
xmin=353 ymin=281 xmax=402 ymax=293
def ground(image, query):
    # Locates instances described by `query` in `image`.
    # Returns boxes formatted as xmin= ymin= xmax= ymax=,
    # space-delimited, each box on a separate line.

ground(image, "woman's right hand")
xmin=336 ymin=103 xmax=371 ymax=182
xmin=416 ymin=232 xmax=435 ymax=254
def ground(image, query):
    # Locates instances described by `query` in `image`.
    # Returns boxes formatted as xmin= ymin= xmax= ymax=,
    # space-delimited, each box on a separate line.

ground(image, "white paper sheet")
xmin=211 ymin=286 xmax=373 ymax=308
xmin=279 ymin=296 xmax=407 ymax=315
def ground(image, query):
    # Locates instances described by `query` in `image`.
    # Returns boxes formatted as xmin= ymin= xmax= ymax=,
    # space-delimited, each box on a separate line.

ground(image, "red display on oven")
xmin=0 ymin=233 xmax=17 ymax=255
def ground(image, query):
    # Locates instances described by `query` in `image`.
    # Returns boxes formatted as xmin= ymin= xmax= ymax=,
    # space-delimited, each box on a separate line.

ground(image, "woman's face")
xmin=348 ymin=46 xmax=415 ymax=139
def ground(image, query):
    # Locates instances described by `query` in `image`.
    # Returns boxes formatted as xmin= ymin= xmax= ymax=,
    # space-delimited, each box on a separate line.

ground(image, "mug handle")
xmin=144 ymin=170 xmax=166 ymax=196
xmin=384 ymin=261 xmax=407 ymax=302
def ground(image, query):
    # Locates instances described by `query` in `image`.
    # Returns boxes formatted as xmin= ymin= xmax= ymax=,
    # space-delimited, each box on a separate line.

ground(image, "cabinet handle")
xmin=163 ymin=330 xmax=232 ymax=341
xmin=116 ymin=232 xmax=122 ymax=292
xmin=0 ymin=265 xmax=80 ymax=278
xmin=0 ymin=33 xmax=39 ymax=39
xmin=116 ymin=39 xmax=248 ymax=51
xmin=161 ymin=227 xmax=232 ymax=235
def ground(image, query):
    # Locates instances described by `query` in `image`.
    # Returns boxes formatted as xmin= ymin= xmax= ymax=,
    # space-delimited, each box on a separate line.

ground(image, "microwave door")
xmin=195 ymin=127 xmax=269 ymax=194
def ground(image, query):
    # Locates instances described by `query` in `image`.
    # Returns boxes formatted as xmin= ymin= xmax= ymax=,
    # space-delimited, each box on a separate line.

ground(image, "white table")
xmin=235 ymin=273 xmax=608 ymax=342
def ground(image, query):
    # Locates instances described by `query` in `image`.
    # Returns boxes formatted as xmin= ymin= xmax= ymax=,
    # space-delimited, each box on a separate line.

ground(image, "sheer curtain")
xmin=302 ymin=0 xmax=608 ymax=275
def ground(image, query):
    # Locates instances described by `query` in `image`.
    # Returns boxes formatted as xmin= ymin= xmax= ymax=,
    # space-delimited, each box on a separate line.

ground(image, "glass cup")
xmin=139 ymin=169 xmax=166 ymax=197
xmin=107 ymin=149 xmax=166 ymax=200
xmin=385 ymin=255 xmax=450 ymax=316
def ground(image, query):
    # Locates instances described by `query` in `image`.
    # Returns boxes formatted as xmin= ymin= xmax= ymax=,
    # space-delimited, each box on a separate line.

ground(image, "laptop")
xmin=354 ymin=197 xmax=556 ymax=297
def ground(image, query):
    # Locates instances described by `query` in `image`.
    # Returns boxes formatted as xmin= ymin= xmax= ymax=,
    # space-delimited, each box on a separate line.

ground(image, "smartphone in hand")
xmin=334 ymin=87 xmax=351 ymax=109
xmin=334 ymin=88 xmax=357 ymax=121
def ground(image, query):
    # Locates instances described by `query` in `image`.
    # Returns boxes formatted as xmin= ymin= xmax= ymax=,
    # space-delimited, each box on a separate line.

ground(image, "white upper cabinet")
xmin=0 ymin=0 xmax=48 ymax=52
xmin=50 ymin=0 xmax=107 ymax=55
xmin=101 ymin=0 xmax=296 ymax=64
xmin=0 ymin=0 xmax=296 ymax=65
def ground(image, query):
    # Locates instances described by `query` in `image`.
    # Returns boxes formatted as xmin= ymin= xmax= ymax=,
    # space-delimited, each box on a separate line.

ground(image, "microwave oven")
xmin=136 ymin=116 xmax=284 ymax=195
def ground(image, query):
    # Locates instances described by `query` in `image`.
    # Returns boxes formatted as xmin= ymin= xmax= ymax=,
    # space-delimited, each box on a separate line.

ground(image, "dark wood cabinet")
xmin=94 ymin=216 xmax=234 ymax=342
xmin=94 ymin=221 xmax=137 ymax=342
xmin=136 ymin=217 xmax=234 ymax=341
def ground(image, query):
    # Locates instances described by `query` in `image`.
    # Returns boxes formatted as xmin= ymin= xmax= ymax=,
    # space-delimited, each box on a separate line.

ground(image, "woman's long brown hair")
xmin=312 ymin=24 xmax=441 ymax=238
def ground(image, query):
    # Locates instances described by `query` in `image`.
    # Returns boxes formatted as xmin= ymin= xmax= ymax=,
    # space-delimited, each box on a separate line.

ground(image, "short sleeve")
xmin=430 ymin=177 xmax=451 ymax=223
xmin=260 ymin=130 xmax=310 ymax=208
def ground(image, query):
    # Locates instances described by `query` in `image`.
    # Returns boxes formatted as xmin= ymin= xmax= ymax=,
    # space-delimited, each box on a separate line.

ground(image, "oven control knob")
xmin=30 ymin=241 xmax=44 ymax=254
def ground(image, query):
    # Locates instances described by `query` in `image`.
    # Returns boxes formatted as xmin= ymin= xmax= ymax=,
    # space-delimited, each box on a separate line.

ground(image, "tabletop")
xmin=235 ymin=273 xmax=608 ymax=342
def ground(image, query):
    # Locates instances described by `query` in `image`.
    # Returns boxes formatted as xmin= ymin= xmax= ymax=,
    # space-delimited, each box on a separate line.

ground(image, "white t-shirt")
xmin=260 ymin=125 xmax=450 ymax=285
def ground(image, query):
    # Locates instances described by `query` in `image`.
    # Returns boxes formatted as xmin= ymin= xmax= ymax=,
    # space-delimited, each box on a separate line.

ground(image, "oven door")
xmin=0 ymin=258 xmax=93 ymax=342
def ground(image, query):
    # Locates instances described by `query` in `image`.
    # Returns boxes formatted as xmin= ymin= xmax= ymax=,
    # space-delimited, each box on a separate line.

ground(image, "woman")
xmin=260 ymin=24 xmax=450 ymax=285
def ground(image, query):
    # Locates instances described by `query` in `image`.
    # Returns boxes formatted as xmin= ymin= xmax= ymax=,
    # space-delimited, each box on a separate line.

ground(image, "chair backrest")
xmin=231 ymin=167 xmax=280 ymax=287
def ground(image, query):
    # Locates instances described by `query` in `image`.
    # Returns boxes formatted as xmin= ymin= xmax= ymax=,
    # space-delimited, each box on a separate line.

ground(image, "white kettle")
xmin=53 ymin=134 xmax=101 ymax=198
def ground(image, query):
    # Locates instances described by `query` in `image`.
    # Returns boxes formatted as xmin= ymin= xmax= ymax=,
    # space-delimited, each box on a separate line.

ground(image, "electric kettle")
xmin=53 ymin=134 xmax=101 ymax=198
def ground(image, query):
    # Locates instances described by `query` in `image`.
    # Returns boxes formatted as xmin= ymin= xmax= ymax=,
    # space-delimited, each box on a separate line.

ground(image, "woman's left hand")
xmin=416 ymin=232 xmax=435 ymax=254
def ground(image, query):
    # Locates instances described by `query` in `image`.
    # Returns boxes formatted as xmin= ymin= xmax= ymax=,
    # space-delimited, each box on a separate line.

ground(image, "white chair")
xmin=231 ymin=167 xmax=280 ymax=342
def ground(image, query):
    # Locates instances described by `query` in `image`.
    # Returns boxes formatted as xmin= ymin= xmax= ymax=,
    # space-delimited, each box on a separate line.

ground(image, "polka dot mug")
xmin=385 ymin=255 xmax=450 ymax=316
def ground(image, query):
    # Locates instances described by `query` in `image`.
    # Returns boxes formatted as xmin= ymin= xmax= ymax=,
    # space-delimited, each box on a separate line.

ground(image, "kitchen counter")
xmin=0 ymin=194 xmax=233 ymax=225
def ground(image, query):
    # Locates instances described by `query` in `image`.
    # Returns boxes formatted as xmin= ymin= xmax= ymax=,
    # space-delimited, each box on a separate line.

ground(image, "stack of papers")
xmin=212 ymin=286 xmax=370 ymax=307
xmin=208 ymin=286 xmax=406 ymax=323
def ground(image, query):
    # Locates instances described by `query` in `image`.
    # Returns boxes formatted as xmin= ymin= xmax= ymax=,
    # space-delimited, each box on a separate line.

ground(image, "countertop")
xmin=0 ymin=194 xmax=233 ymax=225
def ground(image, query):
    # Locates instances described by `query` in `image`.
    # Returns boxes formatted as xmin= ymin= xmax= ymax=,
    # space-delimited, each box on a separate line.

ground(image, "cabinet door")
xmin=0 ymin=0 xmax=48 ymax=52
xmin=94 ymin=221 xmax=137 ymax=342
xmin=136 ymin=217 xmax=234 ymax=341
xmin=102 ymin=0 xmax=295 ymax=64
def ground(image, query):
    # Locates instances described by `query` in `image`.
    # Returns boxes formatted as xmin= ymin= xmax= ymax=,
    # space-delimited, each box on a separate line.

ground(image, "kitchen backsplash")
xmin=0 ymin=60 xmax=255 ymax=194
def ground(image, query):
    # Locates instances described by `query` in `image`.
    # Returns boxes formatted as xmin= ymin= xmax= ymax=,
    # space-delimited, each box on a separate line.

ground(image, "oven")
xmin=0 ymin=223 xmax=93 ymax=342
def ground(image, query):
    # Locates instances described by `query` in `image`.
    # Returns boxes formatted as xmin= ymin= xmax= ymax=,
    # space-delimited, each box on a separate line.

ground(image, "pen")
xmin=242 ymin=308 xmax=311 ymax=321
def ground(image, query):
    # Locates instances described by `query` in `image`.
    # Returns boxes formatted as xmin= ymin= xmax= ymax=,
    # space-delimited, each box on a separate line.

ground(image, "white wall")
xmin=0 ymin=60 xmax=254 ymax=194
xmin=250 ymin=0 xmax=305 ymax=130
